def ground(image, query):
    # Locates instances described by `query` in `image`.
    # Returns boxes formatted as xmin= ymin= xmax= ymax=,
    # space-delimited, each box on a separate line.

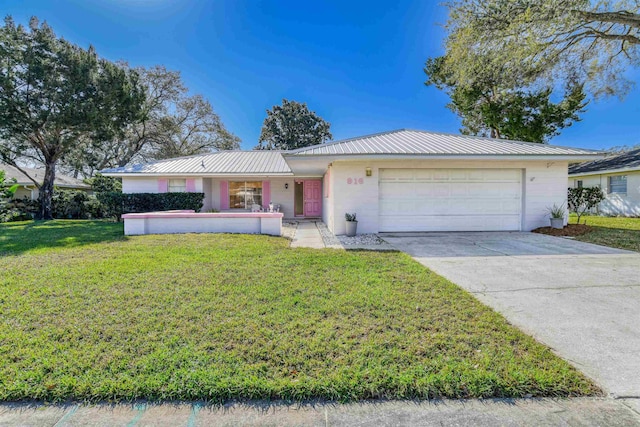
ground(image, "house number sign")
xmin=347 ymin=177 xmax=364 ymax=185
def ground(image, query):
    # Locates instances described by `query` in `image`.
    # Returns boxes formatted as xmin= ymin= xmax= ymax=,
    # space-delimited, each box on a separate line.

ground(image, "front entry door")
xmin=303 ymin=180 xmax=322 ymax=217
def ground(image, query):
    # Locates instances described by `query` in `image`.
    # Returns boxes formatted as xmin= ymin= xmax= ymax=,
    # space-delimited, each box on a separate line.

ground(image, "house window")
xmin=168 ymin=179 xmax=186 ymax=192
xmin=229 ymin=181 xmax=262 ymax=209
xmin=609 ymin=175 xmax=627 ymax=194
xmin=577 ymin=180 xmax=583 ymax=189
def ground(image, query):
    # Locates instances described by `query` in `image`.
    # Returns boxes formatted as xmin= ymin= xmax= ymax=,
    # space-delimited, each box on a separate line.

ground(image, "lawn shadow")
xmin=0 ymin=220 xmax=127 ymax=256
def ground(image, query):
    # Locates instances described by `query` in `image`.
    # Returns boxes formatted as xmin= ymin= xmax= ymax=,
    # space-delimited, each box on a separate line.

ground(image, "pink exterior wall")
xmin=219 ymin=181 xmax=229 ymax=210
xmin=157 ymin=179 xmax=168 ymax=193
xmin=262 ymin=180 xmax=271 ymax=206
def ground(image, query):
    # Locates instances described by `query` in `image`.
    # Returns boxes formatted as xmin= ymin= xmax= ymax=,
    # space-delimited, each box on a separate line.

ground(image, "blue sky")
xmin=6 ymin=0 xmax=640 ymax=150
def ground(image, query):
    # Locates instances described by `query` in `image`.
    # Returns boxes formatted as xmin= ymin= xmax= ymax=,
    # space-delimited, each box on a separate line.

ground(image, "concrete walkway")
xmin=1 ymin=398 xmax=639 ymax=426
xmin=290 ymin=221 xmax=326 ymax=249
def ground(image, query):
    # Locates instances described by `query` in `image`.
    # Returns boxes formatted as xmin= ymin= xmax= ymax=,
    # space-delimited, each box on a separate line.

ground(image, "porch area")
xmin=202 ymin=177 xmax=323 ymax=220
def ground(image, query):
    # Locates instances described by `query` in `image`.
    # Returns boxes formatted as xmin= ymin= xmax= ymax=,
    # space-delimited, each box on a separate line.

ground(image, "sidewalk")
xmin=288 ymin=221 xmax=395 ymax=250
xmin=1 ymin=398 xmax=638 ymax=426
xmin=290 ymin=221 xmax=326 ymax=249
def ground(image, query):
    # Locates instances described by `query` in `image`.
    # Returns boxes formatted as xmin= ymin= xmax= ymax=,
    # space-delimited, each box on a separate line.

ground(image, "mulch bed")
xmin=532 ymin=224 xmax=592 ymax=237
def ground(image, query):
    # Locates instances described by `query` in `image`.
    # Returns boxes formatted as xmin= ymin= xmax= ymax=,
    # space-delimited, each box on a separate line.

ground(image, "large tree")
xmin=441 ymin=0 xmax=640 ymax=97
xmin=425 ymin=56 xmax=587 ymax=142
xmin=256 ymin=99 xmax=332 ymax=150
xmin=0 ymin=17 xmax=145 ymax=219
xmin=60 ymin=66 xmax=240 ymax=177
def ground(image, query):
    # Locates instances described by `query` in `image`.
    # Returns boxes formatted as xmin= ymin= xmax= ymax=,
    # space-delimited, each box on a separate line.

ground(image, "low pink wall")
xmin=123 ymin=211 xmax=283 ymax=236
xmin=122 ymin=211 xmax=284 ymax=219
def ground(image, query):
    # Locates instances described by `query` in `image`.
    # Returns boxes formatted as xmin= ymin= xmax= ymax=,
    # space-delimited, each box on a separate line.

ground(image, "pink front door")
xmin=303 ymin=180 xmax=322 ymax=217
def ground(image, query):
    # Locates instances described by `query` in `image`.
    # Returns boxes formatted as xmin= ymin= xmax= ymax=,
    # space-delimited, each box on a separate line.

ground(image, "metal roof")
xmin=569 ymin=148 xmax=640 ymax=175
xmin=1 ymin=163 xmax=90 ymax=188
xmin=101 ymin=151 xmax=292 ymax=175
xmin=288 ymin=129 xmax=600 ymax=157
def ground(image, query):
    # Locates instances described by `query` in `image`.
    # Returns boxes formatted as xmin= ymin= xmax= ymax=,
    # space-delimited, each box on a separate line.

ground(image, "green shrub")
xmin=96 ymin=192 xmax=205 ymax=220
xmin=0 ymin=197 xmax=38 ymax=222
xmin=568 ymin=187 xmax=605 ymax=224
xmin=89 ymin=173 xmax=122 ymax=193
xmin=51 ymin=189 xmax=107 ymax=219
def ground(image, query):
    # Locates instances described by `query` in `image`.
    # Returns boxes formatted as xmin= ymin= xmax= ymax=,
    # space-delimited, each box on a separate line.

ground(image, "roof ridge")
xmin=402 ymin=129 xmax=602 ymax=152
xmin=289 ymin=129 xmax=601 ymax=155
xmin=289 ymin=129 xmax=408 ymax=153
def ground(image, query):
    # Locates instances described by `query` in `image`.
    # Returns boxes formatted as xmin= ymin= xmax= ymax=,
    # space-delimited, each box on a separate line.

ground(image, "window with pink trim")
xmin=229 ymin=181 xmax=262 ymax=209
xmin=168 ymin=179 xmax=186 ymax=192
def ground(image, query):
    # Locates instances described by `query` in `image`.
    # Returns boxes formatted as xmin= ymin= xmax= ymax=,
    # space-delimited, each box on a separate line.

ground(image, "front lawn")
xmin=0 ymin=221 xmax=597 ymax=402
xmin=570 ymin=214 xmax=640 ymax=252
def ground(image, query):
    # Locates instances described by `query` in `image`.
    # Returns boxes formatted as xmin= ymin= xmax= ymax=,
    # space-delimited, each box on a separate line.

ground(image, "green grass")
xmin=570 ymin=214 xmax=640 ymax=252
xmin=0 ymin=220 xmax=598 ymax=402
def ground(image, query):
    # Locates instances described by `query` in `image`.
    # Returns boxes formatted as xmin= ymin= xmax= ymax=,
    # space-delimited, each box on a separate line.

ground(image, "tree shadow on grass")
xmin=0 ymin=220 xmax=127 ymax=256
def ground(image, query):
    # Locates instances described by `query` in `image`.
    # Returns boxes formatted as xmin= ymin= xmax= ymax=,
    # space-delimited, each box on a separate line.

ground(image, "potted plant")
xmin=345 ymin=212 xmax=358 ymax=237
xmin=547 ymin=203 xmax=566 ymax=229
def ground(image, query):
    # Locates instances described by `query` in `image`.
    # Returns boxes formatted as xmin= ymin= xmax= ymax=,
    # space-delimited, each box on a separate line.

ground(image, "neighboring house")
xmin=0 ymin=163 xmax=91 ymax=200
xmin=568 ymin=148 xmax=640 ymax=216
xmin=102 ymin=129 xmax=600 ymax=235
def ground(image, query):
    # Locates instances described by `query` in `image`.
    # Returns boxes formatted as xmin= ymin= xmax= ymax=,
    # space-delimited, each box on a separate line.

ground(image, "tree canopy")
xmin=256 ymin=99 xmax=332 ymax=150
xmin=60 ymin=66 xmax=240 ymax=178
xmin=0 ymin=16 xmax=146 ymax=219
xmin=425 ymin=56 xmax=587 ymax=142
xmin=441 ymin=0 xmax=640 ymax=97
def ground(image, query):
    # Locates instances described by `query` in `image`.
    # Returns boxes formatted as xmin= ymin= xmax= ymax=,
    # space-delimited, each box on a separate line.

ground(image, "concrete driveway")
xmin=383 ymin=232 xmax=640 ymax=401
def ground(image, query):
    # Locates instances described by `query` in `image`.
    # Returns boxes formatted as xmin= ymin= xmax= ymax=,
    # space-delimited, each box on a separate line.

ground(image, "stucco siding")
xmin=328 ymin=160 xmax=569 ymax=235
xmin=122 ymin=178 xmax=163 ymax=193
xmin=267 ymin=178 xmax=295 ymax=218
xmin=569 ymin=172 xmax=640 ymax=216
xmin=322 ymin=167 xmax=333 ymax=230
xmin=202 ymin=178 xmax=212 ymax=211
xmin=14 ymin=187 xmax=35 ymax=200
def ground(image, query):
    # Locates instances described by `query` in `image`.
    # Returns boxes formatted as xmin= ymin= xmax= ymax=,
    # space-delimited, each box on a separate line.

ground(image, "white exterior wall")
xmin=122 ymin=177 xmax=203 ymax=194
xmin=266 ymin=178 xmax=295 ymax=218
xmin=322 ymin=167 xmax=334 ymax=231
xmin=122 ymin=178 xmax=161 ymax=193
xmin=327 ymin=160 xmax=569 ymax=235
xmin=202 ymin=178 xmax=213 ymax=211
xmin=569 ymin=172 xmax=640 ymax=216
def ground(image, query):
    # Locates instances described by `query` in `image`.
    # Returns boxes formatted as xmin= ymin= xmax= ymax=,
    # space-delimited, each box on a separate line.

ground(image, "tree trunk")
xmin=39 ymin=161 xmax=56 ymax=220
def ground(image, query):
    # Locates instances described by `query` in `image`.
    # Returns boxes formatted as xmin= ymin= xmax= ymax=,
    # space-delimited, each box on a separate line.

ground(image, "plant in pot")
xmin=345 ymin=213 xmax=358 ymax=237
xmin=547 ymin=203 xmax=566 ymax=229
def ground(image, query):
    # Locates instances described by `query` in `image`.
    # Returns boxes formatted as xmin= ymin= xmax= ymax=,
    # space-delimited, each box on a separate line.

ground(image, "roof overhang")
xmin=102 ymin=172 xmax=295 ymax=178
xmin=283 ymin=153 xmax=604 ymax=174
xmin=569 ymin=166 xmax=640 ymax=177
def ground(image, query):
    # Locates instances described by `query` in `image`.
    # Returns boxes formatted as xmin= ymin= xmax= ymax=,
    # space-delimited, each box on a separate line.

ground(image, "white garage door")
xmin=379 ymin=168 xmax=522 ymax=232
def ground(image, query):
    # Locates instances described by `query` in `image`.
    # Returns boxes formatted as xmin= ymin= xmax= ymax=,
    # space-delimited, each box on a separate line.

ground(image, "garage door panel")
xmin=379 ymin=168 xmax=522 ymax=232
xmin=379 ymin=215 xmax=521 ymax=232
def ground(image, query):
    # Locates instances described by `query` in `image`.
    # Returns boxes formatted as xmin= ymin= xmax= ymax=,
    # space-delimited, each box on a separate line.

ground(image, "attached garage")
xmin=378 ymin=168 xmax=522 ymax=232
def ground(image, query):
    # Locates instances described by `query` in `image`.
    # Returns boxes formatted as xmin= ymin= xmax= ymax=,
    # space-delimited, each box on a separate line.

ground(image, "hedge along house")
xmin=102 ymin=129 xmax=601 ymax=235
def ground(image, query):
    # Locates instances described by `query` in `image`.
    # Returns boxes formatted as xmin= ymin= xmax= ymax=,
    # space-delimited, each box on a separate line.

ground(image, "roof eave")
xmin=102 ymin=172 xmax=294 ymax=178
xmin=569 ymin=166 xmax=640 ymax=177
xmin=284 ymin=153 xmax=603 ymax=162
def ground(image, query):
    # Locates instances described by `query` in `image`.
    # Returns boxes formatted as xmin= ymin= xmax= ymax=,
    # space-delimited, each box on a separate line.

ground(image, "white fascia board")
xmin=101 ymin=172 xmax=294 ymax=178
xmin=569 ymin=167 xmax=640 ymax=178
xmin=284 ymin=154 xmax=604 ymax=162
